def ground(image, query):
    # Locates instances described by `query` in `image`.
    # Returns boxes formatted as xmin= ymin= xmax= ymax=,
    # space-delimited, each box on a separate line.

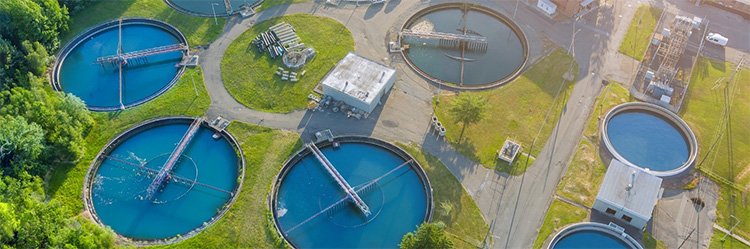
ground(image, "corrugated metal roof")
xmin=596 ymin=160 xmax=662 ymax=218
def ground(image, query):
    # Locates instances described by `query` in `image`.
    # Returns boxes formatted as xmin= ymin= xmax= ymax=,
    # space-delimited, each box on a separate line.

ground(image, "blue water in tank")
xmin=91 ymin=121 xmax=239 ymax=240
xmin=606 ymin=111 xmax=689 ymax=172
xmin=59 ymin=24 xmax=183 ymax=110
xmin=275 ymin=143 xmax=429 ymax=248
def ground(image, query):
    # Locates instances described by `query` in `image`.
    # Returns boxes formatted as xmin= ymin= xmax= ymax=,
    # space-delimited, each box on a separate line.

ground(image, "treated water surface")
xmin=91 ymin=122 xmax=239 ymax=240
xmin=606 ymin=111 xmax=689 ymax=172
xmin=404 ymin=8 xmax=524 ymax=85
xmin=553 ymin=230 xmax=631 ymax=249
xmin=59 ymin=24 xmax=183 ymax=109
xmin=275 ymin=143 xmax=429 ymax=248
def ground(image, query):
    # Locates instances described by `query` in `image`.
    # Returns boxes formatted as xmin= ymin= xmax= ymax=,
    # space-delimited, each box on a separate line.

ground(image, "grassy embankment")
xmin=619 ymin=5 xmax=662 ymax=61
xmin=434 ymin=49 xmax=578 ymax=175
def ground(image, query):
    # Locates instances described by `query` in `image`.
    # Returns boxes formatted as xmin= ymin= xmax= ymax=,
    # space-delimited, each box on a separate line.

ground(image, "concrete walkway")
xmin=196 ymin=0 xmax=646 ymax=248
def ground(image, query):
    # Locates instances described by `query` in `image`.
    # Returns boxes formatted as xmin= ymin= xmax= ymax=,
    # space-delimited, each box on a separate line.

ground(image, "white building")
xmin=593 ymin=160 xmax=663 ymax=229
xmin=320 ymin=52 xmax=396 ymax=114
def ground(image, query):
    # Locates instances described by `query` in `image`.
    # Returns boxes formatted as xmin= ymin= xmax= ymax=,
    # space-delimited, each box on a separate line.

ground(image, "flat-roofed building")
xmin=320 ymin=52 xmax=396 ymax=114
xmin=593 ymin=160 xmax=663 ymax=229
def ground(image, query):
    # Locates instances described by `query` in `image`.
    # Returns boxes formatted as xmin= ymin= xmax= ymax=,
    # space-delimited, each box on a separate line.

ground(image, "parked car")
xmin=706 ymin=33 xmax=728 ymax=46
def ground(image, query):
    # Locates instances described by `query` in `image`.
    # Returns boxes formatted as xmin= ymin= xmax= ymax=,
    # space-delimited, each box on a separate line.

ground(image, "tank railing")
xmin=282 ymin=159 xmax=413 ymax=235
xmin=96 ymin=43 xmax=187 ymax=65
xmin=103 ymin=155 xmax=233 ymax=196
xmin=400 ymin=29 xmax=488 ymax=52
xmin=117 ymin=18 xmax=125 ymax=110
xmin=307 ymin=143 xmax=371 ymax=216
xmin=145 ymin=117 xmax=204 ymax=200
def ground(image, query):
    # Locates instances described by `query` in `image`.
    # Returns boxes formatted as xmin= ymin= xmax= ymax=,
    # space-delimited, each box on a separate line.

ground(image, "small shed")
xmin=593 ymin=160 xmax=663 ymax=229
xmin=320 ymin=52 xmax=396 ymax=113
xmin=537 ymin=0 xmax=557 ymax=16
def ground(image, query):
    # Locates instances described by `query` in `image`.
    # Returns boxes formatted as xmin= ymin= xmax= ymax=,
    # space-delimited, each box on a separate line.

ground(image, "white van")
xmin=706 ymin=33 xmax=728 ymax=46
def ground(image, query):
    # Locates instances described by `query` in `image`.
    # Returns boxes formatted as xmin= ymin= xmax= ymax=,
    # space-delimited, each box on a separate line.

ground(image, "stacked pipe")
xmin=252 ymin=30 xmax=287 ymax=59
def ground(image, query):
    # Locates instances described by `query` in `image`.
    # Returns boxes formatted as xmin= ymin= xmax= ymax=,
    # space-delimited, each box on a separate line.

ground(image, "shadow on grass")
xmin=524 ymin=50 xmax=578 ymax=96
xmin=62 ymin=0 xmax=135 ymax=43
xmin=449 ymin=137 xmax=482 ymax=163
xmin=416 ymin=148 xmax=467 ymax=229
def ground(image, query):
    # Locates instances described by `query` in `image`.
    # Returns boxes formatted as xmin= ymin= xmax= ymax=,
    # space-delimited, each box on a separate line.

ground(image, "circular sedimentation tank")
xmin=601 ymin=102 xmax=698 ymax=177
xmin=165 ymin=0 xmax=262 ymax=16
xmin=271 ymin=137 xmax=433 ymax=248
xmin=83 ymin=117 xmax=244 ymax=245
xmin=547 ymin=222 xmax=643 ymax=249
xmin=400 ymin=3 xmax=529 ymax=89
xmin=52 ymin=18 xmax=187 ymax=111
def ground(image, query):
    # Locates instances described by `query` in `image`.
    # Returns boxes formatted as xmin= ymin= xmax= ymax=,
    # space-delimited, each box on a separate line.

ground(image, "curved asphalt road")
xmin=198 ymin=1 xmax=644 ymax=248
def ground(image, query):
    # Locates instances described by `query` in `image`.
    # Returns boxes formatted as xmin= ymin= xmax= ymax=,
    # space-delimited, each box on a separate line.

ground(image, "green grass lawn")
xmin=557 ymin=83 xmax=630 ymax=207
xmin=532 ymin=199 xmax=588 ymax=249
xmin=710 ymin=229 xmax=750 ymax=249
xmin=619 ymin=5 xmax=662 ymax=61
xmin=157 ymin=122 xmax=301 ymax=248
xmin=642 ymin=231 xmax=668 ymax=249
xmin=63 ymin=0 xmax=225 ymax=47
xmin=681 ymin=58 xmax=750 ymax=240
xmin=257 ymin=0 xmax=310 ymax=12
xmin=433 ymin=49 xmax=577 ymax=174
xmin=47 ymin=68 xmax=211 ymax=214
xmin=222 ymin=14 xmax=354 ymax=113
xmin=400 ymin=143 xmax=489 ymax=249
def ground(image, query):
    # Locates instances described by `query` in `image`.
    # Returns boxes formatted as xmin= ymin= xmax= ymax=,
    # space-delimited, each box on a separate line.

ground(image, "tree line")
xmin=0 ymin=0 xmax=113 ymax=248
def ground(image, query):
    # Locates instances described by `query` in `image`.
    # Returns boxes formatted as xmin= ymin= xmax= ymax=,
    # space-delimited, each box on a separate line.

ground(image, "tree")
xmin=0 ymin=0 xmax=69 ymax=51
xmin=400 ymin=222 xmax=453 ymax=249
xmin=0 ymin=202 xmax=18 ymax=244
xmin=0 ymin=174 xmax=115 ymax=248
xmin=0 ymin=85 xmax=93 ymax=167
xmin=57 ymin=0 xmax=95 ymax=14
xmin=0 ymin=115 xmax=45 ymax=175
xmin=21 ymin=40 xmax=49 ymax=76
xmin=448 ymin=93 xmax=487 ymax=142
xmin=0 ymin=36 xmax=24 ymax=89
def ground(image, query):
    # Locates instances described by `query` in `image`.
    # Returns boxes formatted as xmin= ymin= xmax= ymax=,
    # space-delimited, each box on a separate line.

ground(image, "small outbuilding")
xmin=320 ymin=52 xmax=396 ymax=114
xmin=593 ymin=160 xmax=663 ymax=229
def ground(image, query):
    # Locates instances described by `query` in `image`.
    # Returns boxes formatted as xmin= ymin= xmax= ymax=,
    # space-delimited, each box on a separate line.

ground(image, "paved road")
xmin=196 ymin=0 xmax=734 ymax=248
xmin=662 ymin=0 xmax=750 ymax=66
xmin=197 ymin=1 xmax=621 ymax=248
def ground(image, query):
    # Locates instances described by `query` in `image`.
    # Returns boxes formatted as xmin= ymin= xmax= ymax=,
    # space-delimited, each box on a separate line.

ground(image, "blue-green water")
xmin=275 ymin=143 xmax=429 ymax=248
xmin=606 ymin=111 xmax=689 ymax=172
xmin=404 ymin=8 xmax=524 ymax=85
xmin=59 ymin=24 xmax=183 ymax=109
xmin=167 ymin=0 xmax=261 ymax=15
xmin=91 ymin=122 xmax=239 ymax=240
xmin=553 ymin=230 xmax=631 ymax=249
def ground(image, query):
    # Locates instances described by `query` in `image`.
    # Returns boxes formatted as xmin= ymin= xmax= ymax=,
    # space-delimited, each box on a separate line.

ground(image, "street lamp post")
xmin=211 ymin=3 xmax=219 ymax=25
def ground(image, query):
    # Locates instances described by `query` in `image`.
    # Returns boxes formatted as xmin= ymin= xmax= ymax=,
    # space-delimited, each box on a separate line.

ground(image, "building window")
xmin=605 ymin=208 xmax=616 ymax=215
xmin=621 ymin=215 xmax=633 ymax=222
